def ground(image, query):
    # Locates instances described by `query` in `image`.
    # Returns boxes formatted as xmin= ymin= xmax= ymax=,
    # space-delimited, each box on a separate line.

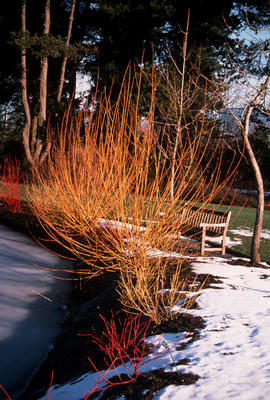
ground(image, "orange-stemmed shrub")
xmin=28 ymin=66 xmax=238 ymax=323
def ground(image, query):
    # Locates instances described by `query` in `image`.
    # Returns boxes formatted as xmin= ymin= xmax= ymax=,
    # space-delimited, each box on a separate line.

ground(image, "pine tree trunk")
xmin=38 ymin=0 xmax=50 ymax=128
xmin=21 ymin=0 xmax=52 ymax=164
xmin=21 ymin=0 xmax=33 ymax=164
xmin=57 ymin=0 xmax=76 ymax=103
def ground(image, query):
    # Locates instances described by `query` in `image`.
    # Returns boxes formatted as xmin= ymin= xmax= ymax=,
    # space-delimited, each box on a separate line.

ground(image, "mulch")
xmin=0 ymin=201 xmax=217 ymax=400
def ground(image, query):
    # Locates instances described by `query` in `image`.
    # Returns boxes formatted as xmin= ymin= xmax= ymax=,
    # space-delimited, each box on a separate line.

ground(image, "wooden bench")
xmin=123 ymin=205 xmax=231 ymax=256
xmin=177 ymin=206 xmax=231 ymax=256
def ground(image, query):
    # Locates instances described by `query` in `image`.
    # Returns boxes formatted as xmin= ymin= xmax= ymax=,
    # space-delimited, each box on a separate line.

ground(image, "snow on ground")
xmin=207 ymin=228 xmax=270 ymax=249
xmin=0 ymin=224 xmax=72 ymax=399
xmin=156 ymin=257 xmax=270 ymax=400
xmin=229 ymin=228 xmax=270 ymax=241
xmin=209 ymin=234 xmax=243 ymax=248
xmin=37 ymin=255 xmax=270 ymax=400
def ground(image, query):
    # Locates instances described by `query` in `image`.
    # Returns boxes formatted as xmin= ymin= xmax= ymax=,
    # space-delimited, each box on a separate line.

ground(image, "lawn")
xmin=210 ymin=204 xmax=270 ymax=263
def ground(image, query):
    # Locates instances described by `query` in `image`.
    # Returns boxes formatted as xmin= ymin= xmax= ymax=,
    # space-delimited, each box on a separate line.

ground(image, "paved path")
xmin=0 ymin=224 xmax=72 ymax=399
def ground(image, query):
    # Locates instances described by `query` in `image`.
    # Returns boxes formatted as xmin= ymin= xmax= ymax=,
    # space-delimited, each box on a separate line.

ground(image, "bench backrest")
xmin=181 ymin=206 xmax=231 ymax=234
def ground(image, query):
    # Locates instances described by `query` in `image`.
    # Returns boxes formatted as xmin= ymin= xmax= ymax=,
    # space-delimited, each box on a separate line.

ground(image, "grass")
xmin=209 ymin=203 xmax=270 ymax=263
xmin=125 ymin=196 xmax=270 ymax=263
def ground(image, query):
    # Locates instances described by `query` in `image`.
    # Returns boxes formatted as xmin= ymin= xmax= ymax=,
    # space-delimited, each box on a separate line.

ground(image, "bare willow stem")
xmin=29 ymin=62 xmax=237 ymax=323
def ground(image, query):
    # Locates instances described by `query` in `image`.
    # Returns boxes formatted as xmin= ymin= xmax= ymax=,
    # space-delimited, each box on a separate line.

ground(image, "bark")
xmin=21 ymin=0 xmax=33 ymax=164
xmin=21 ymin=0 xmax=51 ymax=164
xmin=243 ymin=75 xmax=270 ymax=265
xmin=30 ymin=115 xmax=38 ymax=153
xmin=57 ymin=0 xmax=76 ymax=103
xmin=38 ymin=0 xmax=50 ymax=128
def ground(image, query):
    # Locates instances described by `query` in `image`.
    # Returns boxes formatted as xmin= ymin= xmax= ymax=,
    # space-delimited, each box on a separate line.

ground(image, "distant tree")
xmin=17 ymin=0 xmax=80 ymax=164
xmin=57 ymin=0 xmax=76 ymax=103
xmin=1 ymin=0 xmax=269 ymax=163
xmin=0 ymin=0 xmax=85 ymax=163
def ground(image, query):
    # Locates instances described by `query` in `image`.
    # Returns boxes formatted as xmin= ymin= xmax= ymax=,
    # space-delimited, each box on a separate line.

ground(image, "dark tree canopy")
xmin=1 ymin=0 xmax=269 ymax=105
xmin=82 ymin=0 xmax=270 ymax=93
xmin=0 ymin=0 xmax=269 ymax=162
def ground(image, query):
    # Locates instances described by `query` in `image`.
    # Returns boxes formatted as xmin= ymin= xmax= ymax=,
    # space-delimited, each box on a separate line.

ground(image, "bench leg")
xmin=222 ymin=231 xmax=226 ymax=256
xmin=201 ymin=227 xmax=206 ymax=256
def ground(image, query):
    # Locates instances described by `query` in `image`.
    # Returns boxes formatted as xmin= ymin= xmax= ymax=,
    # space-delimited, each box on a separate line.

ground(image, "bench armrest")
xmin=200 ymin=222 xmax=226 ymax=228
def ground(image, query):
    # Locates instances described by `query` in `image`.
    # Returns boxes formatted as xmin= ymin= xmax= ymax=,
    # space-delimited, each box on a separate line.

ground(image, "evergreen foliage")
xmin=0 ymin=0 xmax=269 ymax=170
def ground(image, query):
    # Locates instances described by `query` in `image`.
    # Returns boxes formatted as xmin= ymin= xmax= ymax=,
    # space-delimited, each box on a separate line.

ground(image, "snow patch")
xmin=230 ymin=228 xmax=270 ymax=240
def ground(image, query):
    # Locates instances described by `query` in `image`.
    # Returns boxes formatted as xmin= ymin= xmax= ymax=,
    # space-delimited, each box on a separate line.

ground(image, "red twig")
xmin=1 ymin=157 xmax=23 ymax=213
xmin=48 ymin=370 xmax=54 ymax=400
xmin=80 ymin=311 xmax=189 ymax=398
xmin=0 ymin=385 xmax=12 ymax=400
xmin=0 ymin=310 xmax=188 ymax=400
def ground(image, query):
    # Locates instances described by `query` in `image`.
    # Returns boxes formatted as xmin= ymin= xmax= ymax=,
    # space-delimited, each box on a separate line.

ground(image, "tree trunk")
xmin=38 ymin=0 xmax=50 ymax=128
xmin=243 ymin=121 xmax=264 ymax=265
xmin=21 ymin=0 xmax=33 ymax=164
xmin=243 ymin=75 xmax=270 ymax=265
xmin=21 ymin=0 xmax=52 ymax=164
xmin=33 ymin=0 xmax=51 ymax=163
xmin=170 ymin=10 xmax=189 ymax=200
xmin=57 ymin=0 xmax=76 ymax=103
